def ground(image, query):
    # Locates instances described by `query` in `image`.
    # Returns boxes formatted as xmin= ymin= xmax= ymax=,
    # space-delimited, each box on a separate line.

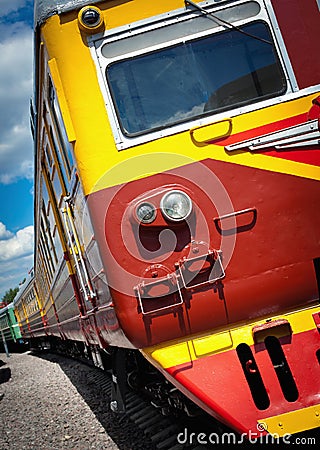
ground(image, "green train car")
xmin=0 ymin=303 xmax=23 ymax=353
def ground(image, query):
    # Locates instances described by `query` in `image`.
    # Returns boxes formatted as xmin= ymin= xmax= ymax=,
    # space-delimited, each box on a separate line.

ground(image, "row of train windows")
xmin=35 ymin=266 xmax=48 ymax=305
xmin=0 ymin=317 xmax=9 ymax=329
xmin=24 ymin=290 xmax=39 ymax=315
xmin=37 ymin=77 xmax=75 ymax=286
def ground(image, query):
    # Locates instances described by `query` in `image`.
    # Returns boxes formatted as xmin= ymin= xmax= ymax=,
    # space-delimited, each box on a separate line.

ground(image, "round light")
xmin=136 ymin=202 xmax=157 ymax=224
xmin=82 ymin=8 xmax=101 ymax=26
xmin=78 ymin=6 xmax=103 ymax=31
xmin=160 ymin=190 xmax=192 ymax=222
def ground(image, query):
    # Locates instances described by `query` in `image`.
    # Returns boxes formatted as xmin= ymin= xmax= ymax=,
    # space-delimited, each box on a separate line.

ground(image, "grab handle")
xmin=190 ymin=118 xmax=232 ymax=144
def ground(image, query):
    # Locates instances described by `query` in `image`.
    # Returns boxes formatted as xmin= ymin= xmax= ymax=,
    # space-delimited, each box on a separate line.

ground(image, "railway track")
xmin=41 ymin=350 xmax=231 ymax=449
xmin=7 ymin=352 xmax=320 ymax=450
xmin=81 ymin=362 xmax=222 ymax=449
xmin=22 ymin=351 xmax=320 ymax=447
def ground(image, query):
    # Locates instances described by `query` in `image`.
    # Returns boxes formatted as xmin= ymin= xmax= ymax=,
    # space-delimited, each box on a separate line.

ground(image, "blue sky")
xmin=0 ymin=0 xmax=34 ymax=300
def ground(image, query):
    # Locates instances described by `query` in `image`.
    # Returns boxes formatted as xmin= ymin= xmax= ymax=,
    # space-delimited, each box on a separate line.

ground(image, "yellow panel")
xmin=41 ymin=7 xmax=320 ymax=197
xmin=48 ymin=58 xmax=76 ymax=142
xmin=80 ymin=94 xmax=320 ymax=193
xmin=190 ymin=119 xmax=233 ymax=143
xmin=142 ymin=305 xmax=319 ymax=369
xmin=192 ymin=330 xmax=233 ymax=357
xmin=258 ymin=404 xmax=320 ymax=438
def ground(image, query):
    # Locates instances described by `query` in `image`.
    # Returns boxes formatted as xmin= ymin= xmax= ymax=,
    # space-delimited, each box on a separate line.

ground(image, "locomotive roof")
xmin=34 ymin=0 xmax=103 ymax=25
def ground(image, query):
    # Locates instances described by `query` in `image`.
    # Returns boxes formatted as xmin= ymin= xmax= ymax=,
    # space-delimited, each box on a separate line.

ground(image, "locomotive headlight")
xmin=78 ymin=6 xmax=104 ymax=31
xmin=136 ymin=202 xmax=157 ymax=224
xmin=160 ymin=190 xmax=192 ymax=222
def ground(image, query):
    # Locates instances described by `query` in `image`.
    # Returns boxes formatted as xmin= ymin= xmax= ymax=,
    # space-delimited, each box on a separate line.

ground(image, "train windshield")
xmin=106 ymin=21 xmax=286 ymax=136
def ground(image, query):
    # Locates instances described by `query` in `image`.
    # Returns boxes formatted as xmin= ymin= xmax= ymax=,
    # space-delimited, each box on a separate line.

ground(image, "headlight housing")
xmin=136 ymin=202 xmax=157 ymax=224
xmin=160 ymin=190 xmax=192 ymax=222
xmin=78 ymin=6 xmax=104 ymax=31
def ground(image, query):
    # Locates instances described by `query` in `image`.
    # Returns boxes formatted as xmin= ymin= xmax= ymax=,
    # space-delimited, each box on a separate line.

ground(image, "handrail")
xmin=62 ymin=196 xmax=96 ymax=303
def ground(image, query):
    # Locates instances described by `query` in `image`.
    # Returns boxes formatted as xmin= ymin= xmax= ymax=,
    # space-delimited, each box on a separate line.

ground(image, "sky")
xmin=0 ymin=0 xmax=34 ymax=300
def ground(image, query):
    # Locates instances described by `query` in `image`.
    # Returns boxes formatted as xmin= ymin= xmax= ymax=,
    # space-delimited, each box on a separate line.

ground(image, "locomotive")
xmin=11 ymin=0 xmax=320 ymax=441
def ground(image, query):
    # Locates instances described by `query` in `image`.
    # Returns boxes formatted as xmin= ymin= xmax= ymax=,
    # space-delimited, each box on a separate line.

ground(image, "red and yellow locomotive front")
xmin=42 ymin=0 xmax=320 ymax=439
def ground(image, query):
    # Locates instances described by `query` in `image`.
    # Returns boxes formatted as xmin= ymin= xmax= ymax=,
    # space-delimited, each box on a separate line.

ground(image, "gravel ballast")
xmin=0 ymin=351 xmax=154 ymax=450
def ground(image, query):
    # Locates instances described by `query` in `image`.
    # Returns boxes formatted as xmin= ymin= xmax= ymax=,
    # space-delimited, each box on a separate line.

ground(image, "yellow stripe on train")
xmin=43 ymin=13 xmax=320 ymax=194
xmin=80 ymin=95 xmax=320 ymax=193
xmin=142 ymin=305 xmax=319 ymax=369
xmin=258 ymin=404 xmax=320 ymax=438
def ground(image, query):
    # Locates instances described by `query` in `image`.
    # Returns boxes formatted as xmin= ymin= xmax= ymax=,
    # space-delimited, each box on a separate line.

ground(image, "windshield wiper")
xmin=185 ymin=0 xmax=272 ymax=45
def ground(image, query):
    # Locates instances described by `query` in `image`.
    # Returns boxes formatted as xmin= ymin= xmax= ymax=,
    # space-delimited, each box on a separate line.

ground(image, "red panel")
xmin=165 ymin=327 xmax=320 ymax=436
xmin=271 ymin=0 xmax=320 ymax=89
xmin=219 ymin=112 xmax=320 ymax=167
xmin=87 ymin=159 xmax=320 ymax=348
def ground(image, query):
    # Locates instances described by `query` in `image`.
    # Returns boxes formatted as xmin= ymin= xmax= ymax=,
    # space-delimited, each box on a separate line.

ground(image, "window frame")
xmin=106 ymin=21 xmax=287 ymax=137
xmin=90 ymin=0 xmax=298 ymax=150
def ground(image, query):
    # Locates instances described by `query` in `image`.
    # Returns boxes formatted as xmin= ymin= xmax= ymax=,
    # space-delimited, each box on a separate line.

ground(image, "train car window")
xmin=106 ymin=21 xmax=286 ymax=136
xmin=41 ymin=174 xmax=49 ymax=210
xmin=52 ymin=223 xmax=63 ymax=260
xmin=41 ymin=150 xmax=64 ymax=264
xmin=40 ymin=224 xmax=55 ymax=280
xmin=39 ymin=185 xmax=59 ymax=279
xmin=36 ymin=262 xmax=49 ymax=303
xmin=45 ymin=209 xmax=59 ymax=266
xmin=51 ymin=165 xmax=63 ymax=206
xmin=49 ymin=126 xmax=67 ymax=192
xmin=25 ymin=290 xmax=39 ymax=316
xmin=39 ymin=235 xmax=53 ymax=283
xmin=44 ymin=143 xmax=53 ymax=168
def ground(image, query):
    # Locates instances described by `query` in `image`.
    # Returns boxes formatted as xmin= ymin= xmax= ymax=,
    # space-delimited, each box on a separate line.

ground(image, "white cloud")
xmin=0 ymin=21 xmax=34 ymax=184
xmin=0 ymin=253 xmax=34 ymax=299
xmin=0 ymin=222 xmax=13 ymax=240
xmin=0 ymin=222 xmax=34 ymax=299
xmin=0 ymin=0 xmax=29 ymax=16
xmin=0 ymin=224 xmax=34 ymax=262
xmin=0 ymin=2 xmax=35 ymax=300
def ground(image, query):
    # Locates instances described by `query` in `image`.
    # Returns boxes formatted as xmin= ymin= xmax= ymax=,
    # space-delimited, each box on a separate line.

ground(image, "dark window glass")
xmin=107 ymin=22 xmax=286 ymax=135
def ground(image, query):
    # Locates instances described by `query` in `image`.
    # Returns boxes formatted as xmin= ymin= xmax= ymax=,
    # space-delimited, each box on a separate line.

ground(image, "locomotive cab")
xmin=17 ymin=0 xmax=320 ymax=440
